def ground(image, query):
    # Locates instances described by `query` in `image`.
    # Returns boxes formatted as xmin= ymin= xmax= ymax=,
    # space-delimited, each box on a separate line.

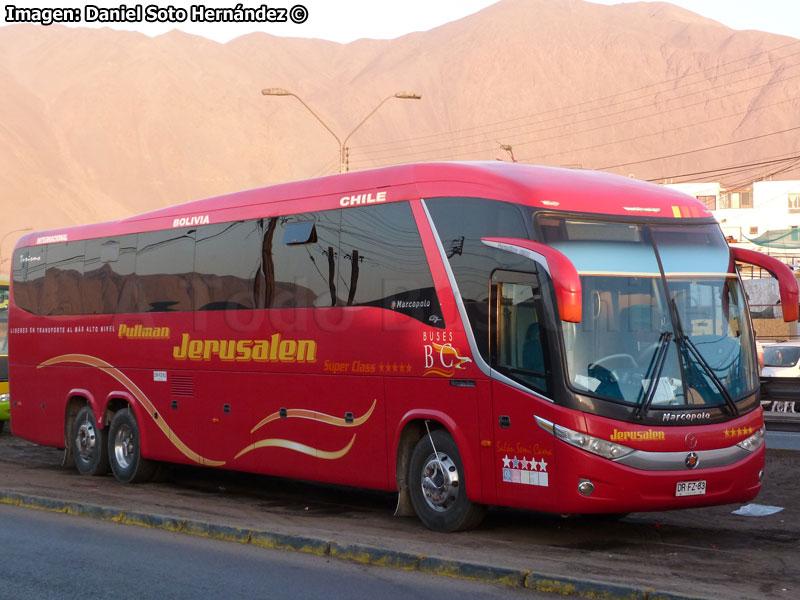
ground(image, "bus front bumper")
xmin=554 ymin=443 xmax=765 ymax=514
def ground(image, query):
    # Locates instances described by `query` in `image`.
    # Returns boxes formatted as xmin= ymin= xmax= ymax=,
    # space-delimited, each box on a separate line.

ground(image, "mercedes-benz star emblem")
xmin=685 ymin=433 xmax=698 ymax=449
xmin=685 ymin=452 xmax=699 ymax=469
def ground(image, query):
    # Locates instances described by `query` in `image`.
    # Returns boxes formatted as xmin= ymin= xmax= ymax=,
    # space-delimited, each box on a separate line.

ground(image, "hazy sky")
xmin=1 ymin=0 xmax=798 ymax=42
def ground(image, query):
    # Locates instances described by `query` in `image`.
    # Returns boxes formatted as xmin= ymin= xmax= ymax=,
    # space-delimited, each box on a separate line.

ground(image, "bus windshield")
xmin=541 ymin=218 xmax=757 ymax=409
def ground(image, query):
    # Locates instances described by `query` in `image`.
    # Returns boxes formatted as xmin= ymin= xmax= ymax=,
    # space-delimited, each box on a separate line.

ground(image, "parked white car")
xmin=761 ymin=341 xmax=800 ymax=377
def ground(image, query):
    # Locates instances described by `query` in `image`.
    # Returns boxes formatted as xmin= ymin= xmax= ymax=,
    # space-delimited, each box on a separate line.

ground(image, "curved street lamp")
xmin=262 ymin=88 xmax=421 ymax=173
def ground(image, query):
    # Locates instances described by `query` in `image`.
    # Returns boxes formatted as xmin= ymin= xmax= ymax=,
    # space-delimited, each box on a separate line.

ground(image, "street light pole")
xmin=340 ymin=92 xmax=421 ymax=173
xmin=261 ymin=88 xmax=343 ymax=168
xmin=262 ymin=88 xmax=421 ymax=173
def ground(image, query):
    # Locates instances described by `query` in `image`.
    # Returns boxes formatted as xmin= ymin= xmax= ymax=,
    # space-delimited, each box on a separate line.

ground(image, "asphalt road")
xmin=0 ymin=433 xmax=797 ymax=599
xmin=0 ymin=503 xmax=550 ymax=600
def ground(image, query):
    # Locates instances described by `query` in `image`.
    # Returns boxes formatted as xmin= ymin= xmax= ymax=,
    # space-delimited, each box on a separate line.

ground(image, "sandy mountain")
xmin=1 ymin=0 xmax=799 ymax=269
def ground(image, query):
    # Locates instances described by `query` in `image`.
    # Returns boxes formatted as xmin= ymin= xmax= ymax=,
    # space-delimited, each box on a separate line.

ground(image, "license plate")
xmin=676 ymin=480 xmax=706 ymax=497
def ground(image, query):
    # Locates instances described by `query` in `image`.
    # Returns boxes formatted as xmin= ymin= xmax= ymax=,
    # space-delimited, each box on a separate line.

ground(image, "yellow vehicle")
xmin=0 ymin=280 xmax=8 ymax=433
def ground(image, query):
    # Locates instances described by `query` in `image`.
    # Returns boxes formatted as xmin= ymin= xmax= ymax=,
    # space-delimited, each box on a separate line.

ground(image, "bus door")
xmin=490 ymin=269 xmax=557 ymax=511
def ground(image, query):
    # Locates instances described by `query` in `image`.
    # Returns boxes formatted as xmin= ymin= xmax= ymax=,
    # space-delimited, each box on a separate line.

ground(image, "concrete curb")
xmin=0 ymin=491 xmax=707 ymax=600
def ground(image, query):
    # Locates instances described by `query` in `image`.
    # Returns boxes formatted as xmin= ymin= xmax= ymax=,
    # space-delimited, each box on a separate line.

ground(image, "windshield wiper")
xmin=635 ymin=330 xmax=672 ymax=419
xmin=670 ymin=298 xmax=739 ymax=416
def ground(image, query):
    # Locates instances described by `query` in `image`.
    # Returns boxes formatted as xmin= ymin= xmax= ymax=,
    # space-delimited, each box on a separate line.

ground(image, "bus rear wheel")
xmin=408 ymin=430 xmax=486 ymax=532
xmin=108 ymin=408 xmax=156 ymax=484
xmin=72 ymin=405 xmax=109 ymax=476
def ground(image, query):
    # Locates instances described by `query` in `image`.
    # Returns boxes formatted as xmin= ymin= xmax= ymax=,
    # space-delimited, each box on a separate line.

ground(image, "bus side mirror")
xmin=731 ymin=246 xmax=799 ymax=322
xmin=482 ymin=237 xmax=582 ymax=323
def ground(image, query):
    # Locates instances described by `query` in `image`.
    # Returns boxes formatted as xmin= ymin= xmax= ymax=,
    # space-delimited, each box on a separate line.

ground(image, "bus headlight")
xmin=736 ymin=426 xmax=765 ymax=452
xmin=0 ymin=393 xmax=9 ymax=403
xmin=554 ymin=424 xmax=634 ymax=460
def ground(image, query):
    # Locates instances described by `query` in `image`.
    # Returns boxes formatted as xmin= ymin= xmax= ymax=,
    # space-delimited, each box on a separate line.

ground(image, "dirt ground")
xmin=0 ymin=432 xmax=796 ymax=599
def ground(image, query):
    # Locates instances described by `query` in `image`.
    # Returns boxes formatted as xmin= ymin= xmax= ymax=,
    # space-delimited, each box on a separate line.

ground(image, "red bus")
xmin=9 ymin=162 xmax=797 ymax=532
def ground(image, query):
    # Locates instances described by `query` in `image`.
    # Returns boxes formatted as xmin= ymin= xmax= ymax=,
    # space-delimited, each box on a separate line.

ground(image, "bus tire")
xmin=408 ymin=430 xmax=486 ymax=532
xmin=72 ymin=405 xmax=110 ymax=476
xmin=108 ymin=408 xmax=156 ymax=484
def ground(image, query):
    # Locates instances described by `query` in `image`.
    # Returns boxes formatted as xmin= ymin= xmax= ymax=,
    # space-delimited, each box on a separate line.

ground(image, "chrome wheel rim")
xmin=76 ymin=419 xmax=97 ymax=463
xmin=113 ymin=423 xmax=135 ymax=469
xmin=420 ymin=452 xmax=459 ymax=512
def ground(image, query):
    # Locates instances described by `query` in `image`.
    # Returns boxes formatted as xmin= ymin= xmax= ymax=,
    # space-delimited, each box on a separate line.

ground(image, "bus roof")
xmin=17 ymin=162 xmax=711 ymax=247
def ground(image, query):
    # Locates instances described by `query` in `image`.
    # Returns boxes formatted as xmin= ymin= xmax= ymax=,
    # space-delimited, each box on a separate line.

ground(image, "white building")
xmin=664 ymin=180 xmax=800 ymax=242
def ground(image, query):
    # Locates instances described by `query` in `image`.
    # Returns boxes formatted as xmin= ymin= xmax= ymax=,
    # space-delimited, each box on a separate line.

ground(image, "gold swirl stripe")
xmin=234 ymin=434 xmax=356 ymax=460
xmin=38 ymin=354 xmax=226 ymax=467
xmin=250 ymin=398 xmax=377 ymax=433
xmin=423 ymin=368 xmax=454 ymax=378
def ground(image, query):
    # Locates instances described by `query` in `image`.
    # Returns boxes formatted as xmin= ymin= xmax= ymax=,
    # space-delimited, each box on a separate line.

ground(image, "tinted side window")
xmin=12 ymin=246 xmax=47 ymax=314
xmin=194 ymin=221 xmax=262 ymax=311
xmin=83 ymin=236 xmax=138 ymax=314
xmin=426 ymin=197 xmax=531 ymax=357
xmin=42 ymin=241 xmax=86 ymax=315
xmin=84 ymin=235 xmax=139 ymax=314
xmin=340 ymin=202 xmax=442 ymax=326
xmin=270 ymin=211 xmax=341 ymax=308
xmin=135 ymin=229 xmax=195 ymax=312
xmin=427 ymin=198 xmax=529 ymax=301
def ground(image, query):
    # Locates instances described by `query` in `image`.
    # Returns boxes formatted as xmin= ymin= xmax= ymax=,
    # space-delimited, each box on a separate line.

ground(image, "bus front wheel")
xmin=408 ymin=430 xmax=486 ymax=532
xmin=72 ymin=406 xmax=109 ymax=476
xmin=108 ymin=408 xmax=156 ymax=484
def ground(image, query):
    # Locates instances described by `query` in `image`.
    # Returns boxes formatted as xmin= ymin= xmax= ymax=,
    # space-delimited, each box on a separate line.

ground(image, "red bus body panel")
xmin=9 ymin=162 xmax=767 ymax=516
